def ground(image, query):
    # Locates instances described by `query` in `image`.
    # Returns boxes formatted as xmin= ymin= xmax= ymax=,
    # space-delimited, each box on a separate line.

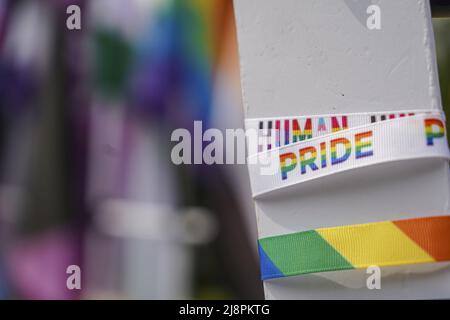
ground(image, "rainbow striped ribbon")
xmin=258 ymin=215 xmax=450 ymax=280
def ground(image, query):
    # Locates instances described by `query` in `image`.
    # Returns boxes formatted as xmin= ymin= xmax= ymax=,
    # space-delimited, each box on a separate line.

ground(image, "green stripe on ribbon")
xmin=258 ymin=230 xmax=353 ymax=279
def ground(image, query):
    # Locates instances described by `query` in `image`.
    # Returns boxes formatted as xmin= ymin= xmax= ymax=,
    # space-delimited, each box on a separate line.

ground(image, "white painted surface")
xmin=234 ymin=0 xmax=450 ymax=299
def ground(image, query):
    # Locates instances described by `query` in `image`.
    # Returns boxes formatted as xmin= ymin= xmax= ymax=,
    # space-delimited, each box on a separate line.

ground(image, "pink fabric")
xmin=6 ymin=230 xmax=80 ymax=300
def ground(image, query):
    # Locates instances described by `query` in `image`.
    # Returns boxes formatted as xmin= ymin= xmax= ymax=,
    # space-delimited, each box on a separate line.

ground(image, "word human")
xmin=256 ymin=116 xmax=348 ymax=152
xmin=254 ymin=111 xmax=417 ymax=153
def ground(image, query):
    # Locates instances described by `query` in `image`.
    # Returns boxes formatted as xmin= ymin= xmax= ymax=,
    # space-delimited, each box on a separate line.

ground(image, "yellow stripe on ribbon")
xmin=316 ymin=221 xmax=434 ymax=269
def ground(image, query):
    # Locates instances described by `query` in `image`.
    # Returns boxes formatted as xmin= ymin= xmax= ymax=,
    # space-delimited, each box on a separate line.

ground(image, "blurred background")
xmin=0 ymin=0 xmax=448 ymax=299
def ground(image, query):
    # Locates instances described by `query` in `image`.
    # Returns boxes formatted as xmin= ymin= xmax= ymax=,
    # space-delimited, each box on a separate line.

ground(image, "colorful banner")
xmin=259 ymin=215 xmax=450 ymax=280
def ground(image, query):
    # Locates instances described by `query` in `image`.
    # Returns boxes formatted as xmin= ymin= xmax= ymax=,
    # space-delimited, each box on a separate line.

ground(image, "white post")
xmin=234 ymin=0 xmax=450 ymax=299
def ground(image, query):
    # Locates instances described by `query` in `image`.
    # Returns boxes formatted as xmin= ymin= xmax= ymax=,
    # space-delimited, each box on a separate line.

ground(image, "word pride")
xmin=278 ymin=117 xmax=447 ymax=180
xmin=280 ymin=131 xmax=373 ymax=180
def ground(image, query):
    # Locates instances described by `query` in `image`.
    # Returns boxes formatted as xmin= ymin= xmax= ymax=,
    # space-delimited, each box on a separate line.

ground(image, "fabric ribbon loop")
xmin=247 ymin=111 xmax=450 ymax=198
xmin=259 ymin=215 xmax=450 ymax=280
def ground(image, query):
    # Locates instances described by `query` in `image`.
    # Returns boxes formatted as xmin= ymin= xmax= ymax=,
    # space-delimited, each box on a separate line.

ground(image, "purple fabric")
xmin=6 ymin=230 xmax=80 ymax=300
